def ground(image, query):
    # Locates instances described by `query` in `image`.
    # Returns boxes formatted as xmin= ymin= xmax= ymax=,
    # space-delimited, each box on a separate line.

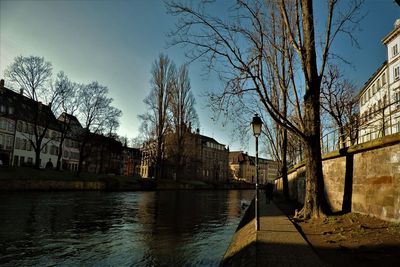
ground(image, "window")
xmin=372 ymin=84 xmax=376 ymax=94
xmin=395 ymin=66 xmax=400 ymax=81
xmin=7 ymin=136 xmax=13 ymax=149
xmin=17 ymin=121 xmax=22 ymax=132
xmin=377 ymin=78 xmax=380 ymax=89
xmin=0 ymin=105 xmax=5 ymax=113
xmin=22 ymin=139 xmax=27 ymax=150
xmin=392 ymin=44 xmax=398 ymax=57
xmin=396 ymin=92 xmax=400 ymax=109
xmin=8 ymin=120 xmax=14 ymax=132
xmin=27 ymin=141 xmax=32 ymax=151
xmin=15 ymin=138 xmax=20 ymax=150
xmin=0 ymin=134 xmax=4 ymax=149
xmin=382 ymin=73 xmax=386 ymax=85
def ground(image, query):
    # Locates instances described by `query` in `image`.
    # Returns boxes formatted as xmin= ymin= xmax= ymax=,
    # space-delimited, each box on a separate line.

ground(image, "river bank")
xmin=0 ymin=167 xmax=254 ymax=191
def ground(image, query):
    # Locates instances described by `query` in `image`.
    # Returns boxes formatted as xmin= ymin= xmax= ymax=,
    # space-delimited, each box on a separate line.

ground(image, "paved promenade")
xmin=222 ymin=194 xmax=326 ymax=266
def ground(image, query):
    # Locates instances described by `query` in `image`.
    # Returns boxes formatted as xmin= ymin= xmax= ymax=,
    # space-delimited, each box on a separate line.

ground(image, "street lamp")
xmin=251 ymin=114 xmax=262 ymax=231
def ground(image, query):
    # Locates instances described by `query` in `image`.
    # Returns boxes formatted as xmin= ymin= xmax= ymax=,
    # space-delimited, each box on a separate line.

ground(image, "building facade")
xmin=1 ymin=79 xmax=135 ymax=176
xmin=358 ymin=19 xmax=400 ymax=143
xmin=229 ymin=151 xmax=278 ymax=184
xmin=122 ymin=146 xmax=141 ymax=177
xmin=140 ymin=130 xmax=230 ymax=183
xmin=0 ymin=83 xmax=61 ymax=168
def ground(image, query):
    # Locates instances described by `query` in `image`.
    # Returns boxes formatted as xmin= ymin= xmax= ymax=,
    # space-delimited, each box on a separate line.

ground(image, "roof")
xmin=198 ymin=134 xmax=226 ymax=147
xmin=229 ymin=151 xmax=274 ymax=165
xmin=358 ymin=61 xmax=387 ymax=98
xmin=381 ymin=21 xmax=400 ymax=45
xmin=0 ymin=86 xmax=60 ymax=131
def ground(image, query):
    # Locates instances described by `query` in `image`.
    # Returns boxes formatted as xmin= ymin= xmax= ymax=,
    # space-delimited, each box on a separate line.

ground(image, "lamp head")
xmin=251 ymin=114 xmax=262 ymax=137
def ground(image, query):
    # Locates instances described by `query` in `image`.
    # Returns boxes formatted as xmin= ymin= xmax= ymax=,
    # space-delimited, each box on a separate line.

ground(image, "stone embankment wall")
xmin=276 ymin=134 xmax=400 ymax=222
xmin=0 ymin=180 xmax=106 ymax=191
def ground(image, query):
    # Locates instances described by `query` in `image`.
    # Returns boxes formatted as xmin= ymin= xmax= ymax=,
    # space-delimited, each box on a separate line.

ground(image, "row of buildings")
xmin=0 ymin=80 xmax=141 ymax=176
xmin=139 ymin=128 xmax=279 ymax=184
xmin=0 ymin=79 xmax=278 ymax=183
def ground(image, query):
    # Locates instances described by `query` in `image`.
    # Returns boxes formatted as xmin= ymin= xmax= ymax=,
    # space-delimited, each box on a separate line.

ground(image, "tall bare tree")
xmin=4 ymin=55 xmax=59 ymax=168
xmin=168 ymin=64 xmax=199 ymax=179
xmin=52 ymin=71 xmax=80 ymax=170
xmin=139 ymin=54 xmax=176 ymax=179
xmin=167 ymin=0 xmax=363 ymax=218
xmin=4 ymin=55 xmax=52 ymax=102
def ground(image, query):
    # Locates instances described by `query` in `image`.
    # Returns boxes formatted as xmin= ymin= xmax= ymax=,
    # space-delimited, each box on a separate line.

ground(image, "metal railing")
xmin=289 ymin=99 xmax=400 ymax=166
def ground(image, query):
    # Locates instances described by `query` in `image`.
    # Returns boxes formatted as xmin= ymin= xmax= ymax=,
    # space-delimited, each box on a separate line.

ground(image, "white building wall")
xmin=12 ymin=120 xmax=60 ymax=168
xmin=359 ymin=19 xmax=400 ymax=143
xmin=387 ymin=24 xmax=400 ymax=135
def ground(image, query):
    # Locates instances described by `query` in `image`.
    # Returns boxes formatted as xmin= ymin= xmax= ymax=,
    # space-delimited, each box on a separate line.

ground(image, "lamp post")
xmin=251 ymin=114 xmax=262 ymax=231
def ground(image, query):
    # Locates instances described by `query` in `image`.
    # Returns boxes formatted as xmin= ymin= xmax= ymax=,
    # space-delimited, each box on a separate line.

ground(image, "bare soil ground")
xmin=274 ymin=195 xmax=400 ymax=267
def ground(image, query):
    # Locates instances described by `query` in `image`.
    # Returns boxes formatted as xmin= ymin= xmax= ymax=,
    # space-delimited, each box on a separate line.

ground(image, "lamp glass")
xmin=251 ymin=115 xmax=262 ymax=137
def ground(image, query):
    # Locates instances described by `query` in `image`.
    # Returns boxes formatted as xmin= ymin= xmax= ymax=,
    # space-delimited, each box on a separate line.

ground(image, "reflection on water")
xmin=0 ymin=190 xmax=253 ymax=266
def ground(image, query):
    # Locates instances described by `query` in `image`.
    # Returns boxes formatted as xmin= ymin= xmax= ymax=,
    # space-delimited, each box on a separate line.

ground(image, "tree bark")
xmin=297 ymin=0 xmax=329 ymax=218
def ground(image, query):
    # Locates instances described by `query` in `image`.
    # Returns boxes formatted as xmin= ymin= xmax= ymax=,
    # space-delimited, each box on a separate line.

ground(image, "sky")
xmin=0 ymin=0 xmax=399 ymax=156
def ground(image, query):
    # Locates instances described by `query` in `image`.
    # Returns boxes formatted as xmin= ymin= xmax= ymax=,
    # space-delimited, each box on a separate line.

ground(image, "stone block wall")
xmin=276 ymin=137 xmax=400 ymax=222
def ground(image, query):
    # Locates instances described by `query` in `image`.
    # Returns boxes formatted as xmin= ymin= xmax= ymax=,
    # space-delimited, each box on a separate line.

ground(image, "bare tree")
xmin=4 ymin=55 xmax=52 ymax=101
xmin=167 ymin=0 xmax=363 ymax=219
xmin=4 ymin=55 xmax=60 ymax=168
xmin=321 ymin=65 xmax=359 ymax=148
xmin=76 ymin=81 xmax=115 ymax=176
xmin=103 ymin=106 xmax=123 ymax=138
xmin=52 ymin=71 xmax=80 ymax=170
xmin=139 ymin=54 xmax=176 ymax=180
xmin=168 ymin=64 xmax=199 ymax=179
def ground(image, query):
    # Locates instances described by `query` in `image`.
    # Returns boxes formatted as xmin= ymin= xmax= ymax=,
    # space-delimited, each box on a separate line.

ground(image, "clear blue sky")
xmin=0 ymin=0 xmax=399 ymax=155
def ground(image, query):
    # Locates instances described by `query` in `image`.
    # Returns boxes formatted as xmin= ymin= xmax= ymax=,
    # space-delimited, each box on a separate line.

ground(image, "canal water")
xmin=0 ymin=190 xmax=254 ymax=266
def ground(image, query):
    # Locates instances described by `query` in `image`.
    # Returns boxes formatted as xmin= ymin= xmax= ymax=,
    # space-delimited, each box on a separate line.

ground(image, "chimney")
xmin=20 ymin=88 xmax=24 ymax=95
xmin=0 ymin=79 xmax=4 ymax=89
xmin=196 ymin=128 xmax=200 ymax=135
xmin=395 ymin=18 xmax=400 ymax=28
xmin=48 ymin=102 xmax=52 ymax=109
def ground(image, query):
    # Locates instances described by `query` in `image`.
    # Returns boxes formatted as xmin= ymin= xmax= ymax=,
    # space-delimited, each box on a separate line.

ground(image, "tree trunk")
xmin=34 ymin=147 xmax=41 ymax=169
xmin=297 ymin=0 xmax=329 ymax=219
xmin=281 ymin=127 xmax=289 ymax=200
xmin=56 ymin=137 xmax=65 ymax=171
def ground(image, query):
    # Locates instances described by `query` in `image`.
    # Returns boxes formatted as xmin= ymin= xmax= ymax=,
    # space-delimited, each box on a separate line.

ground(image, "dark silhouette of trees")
xmin=52 ymin=71 xmax=80 ymax=170
xmin=139 ymin=54 xmax=175 ymax=180
xmin=139 ymin=55 xmax=199 ymax=180
xmin=76 ymin=81 xmax=121 ymax=176
xmin=168 ymin=64 xmax=199 ymax=180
